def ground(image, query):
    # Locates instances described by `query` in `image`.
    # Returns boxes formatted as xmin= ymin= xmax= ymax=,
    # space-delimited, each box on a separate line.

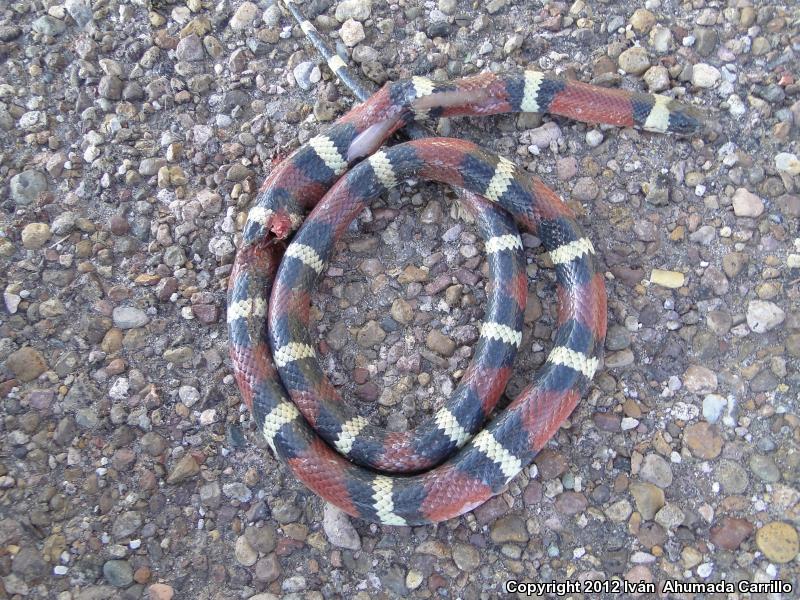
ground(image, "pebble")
xmin=230 ymin=2 xmax=259 ymax=30
xmin=618 ymin=47 xmax=650 ymax=75
xmin=654 ymin=503 xmax=684 ymax=530
xmin=731 ymin=188 xmax=764 ymax=217
xmin=21 ymin=223 xmax=52 ymax=249
xmin=749 ymin=454 xmax=780 ymax=483
xmin=682 ymin=365 xmax=717 ymax=394
xmin=683 ymin=422 xmax=723 ymax=459
xmin=526 ymin=122 xmax=562 ymax=150
xmin=639 ymin=454 xmax=673 ymax=488
xmin=755 ymin=522 xmax=799 ymax=564
xmin=650 ymin=269 xmax=684 ymax=288
xmin=426 ymin=330 xmax=456 ymax=357
xmin=775 ymin=152 xmax=800 ymax=175
xmin=452 ymin=543 xmax=480 ymax=571
xmin=702 ymin=394 xmax=727 ymax=423
xmin=103 ymin=560 xmax=133 ymax=587
xmin=335 ymin=0 xmax=372 ymax=22
xmin=490 ymin=515 xmax=529 ymax=543
xmin=10 ymin=170 xmax=47 ymax=205
xmin=691 ymin=63 xmax=720 ymax=88
xmin=6 ymin=347 xmax=48 ymax=382
xmin=112 ymin=306 xmax=150 ymax=329
xmin=293 ymin=61 xmax=317 ymax=90
xmin=340 ymin=19 xmax=365 ymax=46
xmin=356 ymin=320 xmax=386 ymax=346
xmin=234 ymin=535 xmax=258 ymax=566
xmin=716 ymin=460 xmax=749 ymax=494
xmin=323 ymin=504 xmax=361 ymax=550
xmin=710 ymin=517 xmax=754 ymax=550
xmin=629 ymin=9 xmax=656 ymax=33
xmin=629 ymin=483 xmax=665 ymax=520
xmin=147 ymin=584 xmax=174 ymax=600
xmin=166 ymin=454 xmax=199 ymax=484
xmin=643 ymin=66 xmax=670 ymax=92
xmin=746 ymin=300 xmax=785 ymax=333
xmin=65 ymin=0 xmax=93 ymax=27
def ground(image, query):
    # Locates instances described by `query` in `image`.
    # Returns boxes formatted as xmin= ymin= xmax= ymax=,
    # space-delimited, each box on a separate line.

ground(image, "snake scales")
xmin=226 ymin=12 xmax=703 ymax=525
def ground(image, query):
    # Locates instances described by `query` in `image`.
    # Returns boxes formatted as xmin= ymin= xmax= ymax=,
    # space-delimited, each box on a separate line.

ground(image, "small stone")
xmin=21 ymin=223 xmax=52 ymax=249
xmin=746 ymin=300 xmax=785 ymax=333
xmin=732 ymin=188 xmax=764 ymax=217
xmin=398 ymin=265 xmax=428 ymax=283
xmin=650 ymin=269 xmax=684 ymax=288
xmin=65 ymin=0 xmax=93 ymax=27
xmin=629 ymin=9 xmax=656 ymax=33
xmin=490 ymin=515 xmax=529 ymax=543
xmin=230 ymin=2 xmax=259 ymax=30
xmin=391 ymin=299 xmax=414 ymax=324
xmin=693 ymin=28 xmax=717 ymax=56
xmin=702 ymin=394 xmax=726 ymax=423
xmin=323 ymin=504 xmax=361 ymax=550
xmin=605 ymin=499 xmax=633 ymax=523
xmin=98 ymin=75 xmax=123 ymax=100
xmin=335 ymin=0 xmax=372 ymax=22
xmin=292 ymin=61 xmax=316 ymax=90
xmin=639 ymin=454 xmax=673 ymax=488
xmin=691 ymin=63 xmax=720 ymax=88
xmin=716 ymin=459 xmax=749 ymax=494
xmin=339 ymin=19 xmax=365 ymax=46
xmin=775 ymin=152 xmax=800 ymax=175
xmin=654 ymin=503 xmax=685 ymax=530
xmin=710 ymin=518 xmax=754 ymax=551
xmin=526 ymin=122 xmax=562 ymax=150
xmin=148 ymin=583 xmax=174 ymax=600
xmin=167 ymin=454 xmax=199 ymax=484
xmin=234 ymin=535 xmax=258 ymax=567
xmin=6 ymin=347 xmax=48 ymax=382
xmin=618 ymin=46 xmax=650 ymax=75
xmin=683 ymin=422 xmax=723 ymax=459
xmin=426 ymin=330 xmax=456 ymax=357
xmin=356 ymin=320 xmax=386 ymax=347
xmin=555 ymin=491 xmax=588 ymax=515
xmin=112 ymin=511 xmax=142 ymax=539
xmin=223 ymin=482 xmax=252 ymax=502
xmin=630 ymin=483 xmax=665 ymax=520
xmin=643 ymin=65 xmax=670 ymax=92
xmin=10 ymin=170 xmax=47 ymax=205
xmin=572 ymin=177 xmax=599 ymax=201
xmin=650 ymin=26 xmax=673 ymax=53
xmin=755 ymin=522 xmax=799 ymax=563
xmin=32 ymin=15 xmax=66 ymax=36
xmin=683 ymin=365 xmax=717 ymax=394
xmin=254 ymin=554 xmax=281 ymax=583
xmin=113 ymin=306 xmax=150 ymax=329
xmin=749 ymin=454 xmax=780 ymax=483
xmin=103 ymin=560 xmax=133 ymax=588
xmin=176 ymin=34 xmax=205 ymax=61
xmin=452 ymin=543 xmax=480 ymax=571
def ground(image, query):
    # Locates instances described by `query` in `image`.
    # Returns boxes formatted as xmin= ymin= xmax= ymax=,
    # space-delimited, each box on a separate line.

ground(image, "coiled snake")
xmin=227 ymin=13 xmax=703 ymax=525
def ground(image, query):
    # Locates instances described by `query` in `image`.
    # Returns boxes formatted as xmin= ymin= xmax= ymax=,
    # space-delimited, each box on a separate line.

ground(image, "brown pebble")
xmin=710 ymin=517 xmax=754 ymax=550
xmin=683 ymin=422 xmax=723 ymax=459
xmin=109 ymin=215 xmax=130 ymax=235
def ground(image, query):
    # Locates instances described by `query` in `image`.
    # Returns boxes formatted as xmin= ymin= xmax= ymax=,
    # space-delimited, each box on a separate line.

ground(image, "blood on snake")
xmin=226 ymin=6 xmax=705 ymax=525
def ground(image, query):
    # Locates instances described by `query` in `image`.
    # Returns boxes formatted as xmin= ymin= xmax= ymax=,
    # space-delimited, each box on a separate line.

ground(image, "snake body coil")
xmin=227 ymin=69 xmax=701 ymax=525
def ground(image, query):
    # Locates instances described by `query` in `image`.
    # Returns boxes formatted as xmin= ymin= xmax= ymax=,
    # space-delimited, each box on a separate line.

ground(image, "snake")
xmin=226 ymin=12 xmax=704 ymax=525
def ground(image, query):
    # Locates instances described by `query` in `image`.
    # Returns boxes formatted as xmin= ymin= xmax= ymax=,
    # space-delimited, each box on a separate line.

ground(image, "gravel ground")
xmin=1 ymin=0 xmax=799 ymax=598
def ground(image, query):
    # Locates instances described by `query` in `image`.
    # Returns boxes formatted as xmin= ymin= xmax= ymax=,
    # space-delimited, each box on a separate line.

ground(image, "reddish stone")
xmin=192 ymin=304 xmax=219 ymax=324
xmin=710 ymin=517 xmax=754 ymax=550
